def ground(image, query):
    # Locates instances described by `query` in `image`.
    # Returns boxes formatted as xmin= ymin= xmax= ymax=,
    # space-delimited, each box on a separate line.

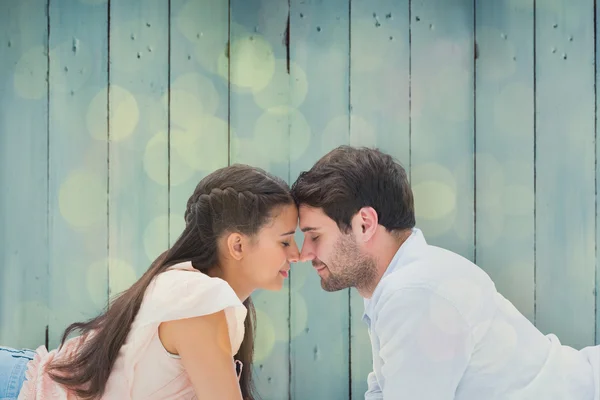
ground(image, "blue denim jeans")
xmin=0 ymin=346 xmax=35 ymax=400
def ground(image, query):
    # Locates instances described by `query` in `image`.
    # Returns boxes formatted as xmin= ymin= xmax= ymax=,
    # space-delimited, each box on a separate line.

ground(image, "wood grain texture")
xmin=289 ymin=0 xmax=351 ymax=398
xmin=108 ymin=0 xmax=169 ymax=295
xmin=2 ymin=1 xmax=600 ymax=393
xmin=0 ymin=0 xmax=49 ymax=348
xmin=411 ymin=0 xmax=475 ymax=261
xmin=594 ymin=0 xmax=600 ymax=344
xmin=535 ymin=0 xmax=596 ymax=348
xmin=169 ymin=0 xmax=229 ymax=246
xmin=229 ymin=0 xmax=292 ymax=397
xmin=47 ymin=0 xmax=109 ymax=347
xmin=475 ymin=0 xmax=535 ymax=322
xmin=349 ymin=0 xmax=410 ymax=397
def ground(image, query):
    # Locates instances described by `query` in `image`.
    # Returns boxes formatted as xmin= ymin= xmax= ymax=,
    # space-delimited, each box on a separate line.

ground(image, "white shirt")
xmin=363 ymin=228 xmax=600 ymax=399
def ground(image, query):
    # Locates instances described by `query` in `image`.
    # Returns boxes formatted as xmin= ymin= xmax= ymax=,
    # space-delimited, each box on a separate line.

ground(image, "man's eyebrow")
xmin=301 ymin=227 xmax=319 ymax=233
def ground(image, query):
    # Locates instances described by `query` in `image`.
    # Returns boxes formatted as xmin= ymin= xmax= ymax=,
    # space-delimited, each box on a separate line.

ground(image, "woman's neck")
xmin=206 ymin=265 xmax=252 ymax=302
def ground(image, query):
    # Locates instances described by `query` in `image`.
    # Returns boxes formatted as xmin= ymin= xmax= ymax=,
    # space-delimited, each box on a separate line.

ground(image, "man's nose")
xmin=299 ymin=244 xmax=314 ymax=263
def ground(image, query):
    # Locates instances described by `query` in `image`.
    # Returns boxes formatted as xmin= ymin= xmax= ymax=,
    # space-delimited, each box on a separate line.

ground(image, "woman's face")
xmin=240 ymin=203 xmax=300 ymax=291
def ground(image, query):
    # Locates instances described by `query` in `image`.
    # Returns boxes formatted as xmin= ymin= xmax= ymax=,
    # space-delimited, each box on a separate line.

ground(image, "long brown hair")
xmin=46 ymin=164 xmax=294 ymax=400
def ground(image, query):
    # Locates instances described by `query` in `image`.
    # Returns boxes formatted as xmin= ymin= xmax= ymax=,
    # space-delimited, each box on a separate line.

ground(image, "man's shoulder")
xmin=380 ymin=245 xmax=486 ymax=287
xmin=373 ymin=247 xmax=498 ymax=325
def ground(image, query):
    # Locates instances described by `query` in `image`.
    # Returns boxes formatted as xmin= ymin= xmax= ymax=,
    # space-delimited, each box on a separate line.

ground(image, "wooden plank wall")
xmin=47 ymin=0 xmax=109 ymax=347
xmin=349 ymin=0 xmax=410 ymax=396
xmin=1 ymin=0 xmax=599 ymax=399
xmin=535 ymin=0 xmax=597 ymax=350
xmin=0 ymin=0 xmax=49 ymax=348
xmin=290 ymin=1 xmax=351 ymax=399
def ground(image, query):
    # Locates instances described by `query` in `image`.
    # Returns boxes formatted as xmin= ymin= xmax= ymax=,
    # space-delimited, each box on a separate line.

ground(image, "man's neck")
xmin=357 ymin=229 xmax=413 ymax=299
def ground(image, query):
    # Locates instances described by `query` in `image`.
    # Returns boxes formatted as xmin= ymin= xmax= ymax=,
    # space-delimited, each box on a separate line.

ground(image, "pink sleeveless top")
xmin=18 ymin=262 xmax=247 ymax=399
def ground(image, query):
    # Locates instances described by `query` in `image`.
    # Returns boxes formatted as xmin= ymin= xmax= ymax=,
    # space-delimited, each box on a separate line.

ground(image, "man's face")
xmin=298 ymin=205 xmax=375 ymax=291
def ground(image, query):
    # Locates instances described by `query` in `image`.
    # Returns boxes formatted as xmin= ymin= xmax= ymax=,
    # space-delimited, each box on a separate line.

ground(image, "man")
xmin=290 ymin=146 xmax=599 ymax=399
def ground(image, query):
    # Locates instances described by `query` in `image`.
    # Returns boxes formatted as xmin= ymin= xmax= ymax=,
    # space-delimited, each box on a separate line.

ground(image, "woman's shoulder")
xmin=135 ymin=261 xmax=248 ymax=355
xmin=137 ymin=261 xmax=247 ymax=327
xmin=152 ymin=261 xmax=241 ymax=303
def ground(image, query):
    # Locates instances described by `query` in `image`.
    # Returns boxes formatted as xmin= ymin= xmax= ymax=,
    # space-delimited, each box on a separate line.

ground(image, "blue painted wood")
xmin=475 ymin=1 xmax=535 ymax=321
xmin=169 ymin=0 xmax=229 ymax=246
xmin=596 ymin=0 xmax=600 ymax=347
xmin=229 ymin=0 xmax=293 ymax=397
xmin=47 ymin=0 xmax=109 ymax=347
xmin=289 ymin=0 xmax=351 ymax=398
xmin=349 ymin=0 xmax=410 ymax=397
xmin=108 ymin=0 xmax=169 ymax=296
xmin=1 ymin=0 xmax=599 ymax=390
xmin=0 ymin=0 xmax=49 ymax=348
xmin=410 ymin=0 xmax=475 ymax=261
xmin=108 ymin=0 xmax=169 ymax=290
xmin=535 ymin=0 xmax=596 ymax=348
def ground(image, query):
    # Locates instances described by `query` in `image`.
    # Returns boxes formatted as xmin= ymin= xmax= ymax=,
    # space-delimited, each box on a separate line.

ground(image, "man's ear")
xmin=225 ymin=232 xmax=245 ymax=261
xmin=352 ymin=206 xmax=378 ymax=242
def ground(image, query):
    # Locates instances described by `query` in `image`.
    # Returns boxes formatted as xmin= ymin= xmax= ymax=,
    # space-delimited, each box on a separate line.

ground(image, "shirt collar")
xmin=362 ymin=227 xmax=427 ymax=322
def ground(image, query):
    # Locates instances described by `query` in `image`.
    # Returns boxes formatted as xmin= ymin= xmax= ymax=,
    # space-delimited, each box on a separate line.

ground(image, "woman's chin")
xmin=260 ymin=277 xmax=285 ymax=292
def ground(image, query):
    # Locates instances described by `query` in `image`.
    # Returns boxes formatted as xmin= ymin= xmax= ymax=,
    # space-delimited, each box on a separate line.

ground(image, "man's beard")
xmin=317 ymin=233 xmax=377 ymax=292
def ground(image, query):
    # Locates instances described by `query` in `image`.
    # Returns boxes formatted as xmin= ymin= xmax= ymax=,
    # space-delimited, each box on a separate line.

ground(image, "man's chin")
xmin=320 ymin=278 xmax=349 ymax=292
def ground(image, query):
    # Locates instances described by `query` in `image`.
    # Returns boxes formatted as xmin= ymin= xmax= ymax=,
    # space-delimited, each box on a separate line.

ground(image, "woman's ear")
xmin=226 ymin=232 xmax=244 ymax=261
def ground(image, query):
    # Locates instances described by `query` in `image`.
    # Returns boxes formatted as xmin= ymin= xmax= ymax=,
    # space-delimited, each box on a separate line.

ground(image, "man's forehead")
xmin=298 ymin=204 xmax=324 ymax=218
xmin=298 ymin=205 xmax=332 ymax=230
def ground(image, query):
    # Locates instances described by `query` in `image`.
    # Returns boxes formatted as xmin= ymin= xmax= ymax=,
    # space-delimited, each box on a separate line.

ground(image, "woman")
xmin=0 ymin=164 xmax=300 ymax=400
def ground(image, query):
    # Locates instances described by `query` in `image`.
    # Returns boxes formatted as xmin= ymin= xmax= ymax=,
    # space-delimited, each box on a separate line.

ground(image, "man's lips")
xmin=313 ymin=263 xmax=327 ymax=272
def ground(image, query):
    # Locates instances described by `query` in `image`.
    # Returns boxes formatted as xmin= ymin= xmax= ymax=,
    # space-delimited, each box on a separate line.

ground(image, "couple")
xmin=1 ymin=146 xmax=599 ymax=400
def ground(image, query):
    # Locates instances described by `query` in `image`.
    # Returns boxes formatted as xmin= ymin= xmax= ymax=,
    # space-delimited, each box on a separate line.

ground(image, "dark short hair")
xmin=291 ymin=146 xmax=415 ymax=234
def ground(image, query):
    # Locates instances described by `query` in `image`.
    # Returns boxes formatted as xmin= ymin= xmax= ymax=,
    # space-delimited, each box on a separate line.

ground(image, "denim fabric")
xmin=0 ymin=346 xmax=35 ymax=400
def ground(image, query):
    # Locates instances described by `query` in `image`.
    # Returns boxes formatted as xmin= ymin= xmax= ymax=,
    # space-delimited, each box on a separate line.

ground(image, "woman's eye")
xmin=282 ymin=241 xmax=290 ymax=247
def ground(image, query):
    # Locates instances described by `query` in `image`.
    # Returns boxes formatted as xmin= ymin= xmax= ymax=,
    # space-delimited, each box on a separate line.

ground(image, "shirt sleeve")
xmin=373 ymin=286 xmax=474 ymax=399
xmin=365 ymin=370 xmax=383 ymax=399
xmin=137 ymin=269 xmax=248 ymax=354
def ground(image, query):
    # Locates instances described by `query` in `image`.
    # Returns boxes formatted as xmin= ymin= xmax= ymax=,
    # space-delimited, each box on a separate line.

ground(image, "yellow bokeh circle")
xmin=143 ymin=214 xmax=171 ymax=262
xmin=59 ymin=169 xmax=106 ymax=228
xmin=253 ymin=308 xmax=276 ymax=362
xmin=253 ymin=59 xmax=308 ymax=110
xmin=87 ymin=85 xmax=140 ymax=142
xmin=221 ymin=34 xmax=275 ymax=92
xmin=87 ymin=258 xmax=137 ymax=307
xmin=171 ymin=72 xmax=220 ymax=116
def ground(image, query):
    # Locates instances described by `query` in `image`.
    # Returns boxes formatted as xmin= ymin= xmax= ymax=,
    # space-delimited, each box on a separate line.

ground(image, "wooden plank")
xmin=289 ymin=0 xmax=350 ymax=398
xmin=596 ymin=0 xmax=600 ymax=347
xmin=108 ymin=0 xmax=169 ymax=293
xmin=475 ymin=1 xmax=535 ymax=321
xmin=0 ymin=0 xmax=49 ymax=348
xmin=349 ymin=0 xmax=410 ymax=397
xmin=228 ymin=0 xmax=292 ymax=397
xmin=48 ymin=0 xmax=109 ymax=347
xmin=169 ymin=0 xmax=229 ymax=245
xmin=410 ymin=0 xmax=475 ymax=260
xmin=535 ymin=0 xmax=596 ymax=348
